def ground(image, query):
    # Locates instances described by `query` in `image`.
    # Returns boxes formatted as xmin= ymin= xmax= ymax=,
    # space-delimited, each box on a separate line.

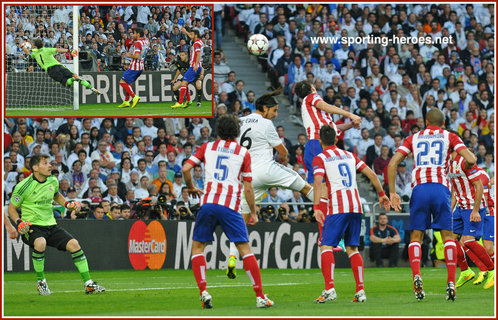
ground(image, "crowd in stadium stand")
xmin=4 ymin=117 xmax=323 ymax=223
xmin=3 ymin=4 xmax=495 ymax=226
xmin=5 ymin=5 xmax=212 ymax=72
xmin=213 ymin=4 xmax=494 ymax=199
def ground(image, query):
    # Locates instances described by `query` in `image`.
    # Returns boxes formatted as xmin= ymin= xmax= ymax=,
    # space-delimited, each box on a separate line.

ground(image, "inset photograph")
xmin=5 ymin=5 xmax=213 ymax=117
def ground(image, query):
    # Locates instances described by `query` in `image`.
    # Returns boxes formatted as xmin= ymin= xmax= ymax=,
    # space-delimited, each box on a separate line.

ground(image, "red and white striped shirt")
xmin=447 ymin=154 xmax=483 ymax=210
xmin=313 ymin=145 xmax=367 ymax=214
xmin=129 ymin=38 xmax=149 ymax=71
xmin=479 ymin=169 xmax=494 ymax=216
xmin=301 ymin=93 xmax=338 ymax=140
xmin=190 ymin=39 xmax=203 ymax=68
xmin=396 ymin=126 xmax=466 ymax=188
xmin=186 ymin=139 xmax=252 ymax=212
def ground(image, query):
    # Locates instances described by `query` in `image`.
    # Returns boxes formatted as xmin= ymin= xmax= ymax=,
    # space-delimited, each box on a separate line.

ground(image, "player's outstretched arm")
xmin=243 ymin=180 xmax=258 ymax=225
xmin=315 ymin=100 xmax=362 ymax=128
xmin=470 ymin=179 xmax=484 ymax=222
xmin=274 ymin=143 xmax=288 ymax=163
xmin=360 ymin=165 xmax=391 ymax=211
xmin=458 ymin=148 xmax=477 ymax=169
xmin=4 ymin=211 xmax=18 ymax=239
xmin=181 ymin=27 xmax=194 ymax=39
xmin=450 ymin=189 xmax=457 ymax=212
xmin=182 ymin=162 xmax=203 ymax=198
xmin=312 ymin=174 xmax=325 ymax=226
xmin=20 ymin=41 xmax=31 ymax=55
xmin=387 ymin=152 xmax=405 ymax=212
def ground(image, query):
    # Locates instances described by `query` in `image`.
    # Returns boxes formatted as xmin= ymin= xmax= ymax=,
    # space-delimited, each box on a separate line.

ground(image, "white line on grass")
xmin=57 ymin=282 xmax=301 ymax=294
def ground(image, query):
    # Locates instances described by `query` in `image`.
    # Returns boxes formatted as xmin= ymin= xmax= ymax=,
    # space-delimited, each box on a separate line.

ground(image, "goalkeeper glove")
xmin=65 ymin=200 xmax=82 ymax=213
xmin=70 ymin=49 xmax=78 ymax=57
xmin=16 ymin=219 xmax=32 ymax=235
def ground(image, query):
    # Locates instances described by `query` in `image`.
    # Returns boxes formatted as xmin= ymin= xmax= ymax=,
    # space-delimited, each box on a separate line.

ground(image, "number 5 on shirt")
xmin=215 ymin=156 xmax=229 ymax=181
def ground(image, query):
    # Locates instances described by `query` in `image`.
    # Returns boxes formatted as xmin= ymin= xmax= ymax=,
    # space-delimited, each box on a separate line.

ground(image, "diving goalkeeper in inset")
xmin=20 ymin=38 xmax=100 ymax=95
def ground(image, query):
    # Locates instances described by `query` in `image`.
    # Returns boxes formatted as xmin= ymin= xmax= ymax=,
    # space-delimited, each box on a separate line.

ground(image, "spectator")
xmin=369 ymin=213 xmax=401 ymax=267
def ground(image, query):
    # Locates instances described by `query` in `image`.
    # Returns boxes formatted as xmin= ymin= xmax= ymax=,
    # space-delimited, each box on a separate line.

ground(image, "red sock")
xmin=320 ymin=249 xmax=335 ymax=290
xmin=444 ymin=240 xmax=457 ymax=284
xmin=179 ymin=86 xmax=187 ymax=104
xmin=120 ymin=82 xmax=135 ymax=98
xmin=317 ymin=197 xmax=328 ymax=246
xmin=185 ymin=86 xmax=191 ymax=101
xmin=465 ymin=246 xmax=488 ymax=271
xmin=243 ymin=254 xmax=265 ymax=299
xmin=349 ymin=251 xmax=364 ymax=292
xmin=455 ymin=241 xmax=469 ymax=271
xmin=464 ymin=240 xmax=494 ymax=271
xmin=191 ymin=254 xmax=207 ymax=295
xmin=408 ymin=241 xmax=422 ymax=278
xmin=125 ymin=93 xmax=130 ymax=101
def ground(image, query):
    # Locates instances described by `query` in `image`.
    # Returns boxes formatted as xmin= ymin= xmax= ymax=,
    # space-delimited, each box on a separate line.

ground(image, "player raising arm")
xmin=118 ymin=27 xmax=149 ymax=109
xmin=20 ymin=38 xmax=100 ymax=95
xmin=313 ymin=124 xmax=390 ymax=303
xmin=294 ymin=80 xmax=362 ymax=184
xmin=170 ymin=50 xmax=204 ymax=107
xmin=387 ymin=108 xmax=477 ymax=301
xmin=225 ymin=89 xmax=315 ymax=279
xmin=182 ymin=114 xmax=273 ymax=309
xmin=8 ymin=154 xmax=105 ymax=296
xmin=171 ymin=28 xmax=203 ymax=109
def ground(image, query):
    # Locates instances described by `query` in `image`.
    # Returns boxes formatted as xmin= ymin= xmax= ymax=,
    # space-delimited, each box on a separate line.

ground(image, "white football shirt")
xmin=238 ymin=113 xmax=282 ymax=166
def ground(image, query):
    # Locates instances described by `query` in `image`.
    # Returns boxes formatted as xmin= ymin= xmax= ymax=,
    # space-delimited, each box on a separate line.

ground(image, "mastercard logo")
xmin=128 ymin=220 xmax=167 ymax=270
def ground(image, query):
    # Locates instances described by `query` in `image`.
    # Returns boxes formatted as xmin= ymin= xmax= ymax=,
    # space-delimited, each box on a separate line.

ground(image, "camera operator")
xmin=259 ymin=204 xmax=276 ymax=223
xmin=275 ymin=203 xmax=292 ymax=223
xmin=288 ymin=190 xmax=312 ymax=222
xmin=67 ymin=200 xmax=91 ymax=220
xmin=175 ymin=200 xmax=195 ymax=221
xmin=131 ymin=194 xmax=168 ymax=220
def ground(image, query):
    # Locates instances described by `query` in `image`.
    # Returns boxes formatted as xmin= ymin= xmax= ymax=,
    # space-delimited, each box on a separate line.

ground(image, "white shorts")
xmin=240 ymin=161 xmax=305 ymax=214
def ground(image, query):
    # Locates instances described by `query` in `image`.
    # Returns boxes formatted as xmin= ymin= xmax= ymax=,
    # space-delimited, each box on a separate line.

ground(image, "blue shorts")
xmin=321 ymin=213 xmax=362 ymax=247
xmin=453 ymin=207 xmax=486 ymax=238
xmin=192 ymin=203 xmax=249 ymax=242
xmin=183 ymin=67 xmax=202 ymax=83
xmin=409 ymin=183 xmax=452 ymax=231
xmin=121 ymin=69 xmax=143 ymax=84
xmin=481 ymin=215 xmax=495 ymax=241
xmin=304 ymin=139 xmax=322 ymax=183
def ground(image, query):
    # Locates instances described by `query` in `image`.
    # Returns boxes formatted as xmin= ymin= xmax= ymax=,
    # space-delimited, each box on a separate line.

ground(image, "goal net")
xmin=5 ymin=5 xmax=78 ymax=111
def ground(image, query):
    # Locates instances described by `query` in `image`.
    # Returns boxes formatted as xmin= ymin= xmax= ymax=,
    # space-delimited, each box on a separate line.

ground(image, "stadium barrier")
xmin=5 ymin=70 xmax=213 ymax=107
xmin=5 ymin=219 xmax=378 ymax=272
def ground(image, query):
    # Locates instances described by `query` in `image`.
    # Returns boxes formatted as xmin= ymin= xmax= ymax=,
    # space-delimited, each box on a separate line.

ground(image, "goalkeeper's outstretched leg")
xmin=70 ymin=74 xmax=101 ymax=95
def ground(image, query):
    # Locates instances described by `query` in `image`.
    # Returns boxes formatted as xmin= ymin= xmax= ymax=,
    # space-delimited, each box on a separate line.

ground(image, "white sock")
xmin=229 ymin=242 xmax=238 ymax=259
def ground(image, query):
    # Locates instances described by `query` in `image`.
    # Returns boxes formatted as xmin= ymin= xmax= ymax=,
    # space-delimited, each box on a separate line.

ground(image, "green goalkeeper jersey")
xmin=31 ymin=47 xmax=60 ymax=71
xmin=10 ymin=174 xmax=59 ymax=226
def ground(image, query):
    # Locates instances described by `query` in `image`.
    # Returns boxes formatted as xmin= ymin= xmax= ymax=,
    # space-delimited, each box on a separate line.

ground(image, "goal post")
xmin=73 ymin=5 xmax=79 ymax=111
xmin=5 ymin=5 xmax=79 ymax=111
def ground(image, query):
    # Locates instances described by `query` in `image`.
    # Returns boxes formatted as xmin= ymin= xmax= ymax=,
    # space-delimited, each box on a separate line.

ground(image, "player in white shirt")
xmin=225 ymin=89 xmax=315 ymax=279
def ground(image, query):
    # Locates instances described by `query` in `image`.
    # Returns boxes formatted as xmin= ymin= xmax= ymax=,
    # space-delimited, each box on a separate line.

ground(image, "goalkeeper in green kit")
xmin=20 ymin=38 xmax=100 ymax=95
xmin=8 ymin=154 xmax=105 ymax=295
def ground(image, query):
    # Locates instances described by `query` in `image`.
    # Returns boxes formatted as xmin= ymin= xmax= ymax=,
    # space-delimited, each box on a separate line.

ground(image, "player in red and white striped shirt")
xmin=182 ymin=114 xmax=273 ymax=309
xmin=172 ymin=28 xmax=204 ymax=108
xmin=295 ymin=80 xmax=362 ymax=184
xmin=387 ymin=109 xmax=477 ymax=301
xmin=312 ymin=125 xmax=390 ymax=303
xmin=447 ymin=152 xmax=494 ymax=289
xmin=481 ymin=172 xmax=495 ymax=267
xmin=118 ymin=27 xmax=149 ymax=109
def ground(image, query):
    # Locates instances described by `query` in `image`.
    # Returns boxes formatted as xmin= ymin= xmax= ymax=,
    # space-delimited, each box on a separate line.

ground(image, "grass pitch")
xmin=3 ymin=267 xmax=494 ymax=317
xmin=4 ymin=100 xmax=212 ymax=117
